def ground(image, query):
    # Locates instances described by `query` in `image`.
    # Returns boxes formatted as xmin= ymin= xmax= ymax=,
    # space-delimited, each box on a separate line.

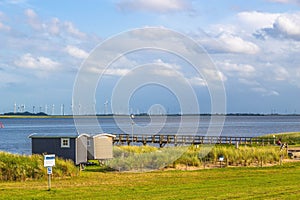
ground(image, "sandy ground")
xmin=163 ymin=159 xmax=300 ymax=171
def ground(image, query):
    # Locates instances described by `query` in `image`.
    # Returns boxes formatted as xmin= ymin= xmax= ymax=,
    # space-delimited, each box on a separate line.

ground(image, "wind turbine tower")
xmin=104 ymin=100 xmax=108 ymax=115
xmin=61 ymin=104 xmax=65 ymax=116
xmin=52 ymin=104 xmax=55 ymax=115
xmin=14 ymin=102 xmax=17 ymax=113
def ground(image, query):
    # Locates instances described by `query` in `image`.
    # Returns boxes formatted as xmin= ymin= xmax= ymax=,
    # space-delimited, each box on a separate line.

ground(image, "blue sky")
xmin=0 ymin=0 xmax=300 ymax=115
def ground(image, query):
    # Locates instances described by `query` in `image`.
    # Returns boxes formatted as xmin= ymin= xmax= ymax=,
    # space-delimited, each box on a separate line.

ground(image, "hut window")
xmin=61 ymin=138 xmax=70 ymax=148
xmin=87 ymin=139 xmax=91 ymax=147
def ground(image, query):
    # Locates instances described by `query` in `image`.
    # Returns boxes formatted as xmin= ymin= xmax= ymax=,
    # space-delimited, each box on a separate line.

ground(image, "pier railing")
xmin=113 ymin=134 xmax=276 ymax=147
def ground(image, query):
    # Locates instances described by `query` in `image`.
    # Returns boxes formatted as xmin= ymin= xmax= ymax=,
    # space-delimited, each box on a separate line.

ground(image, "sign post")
xmin=47 ymin=166 xmax=52 ymax=190
xmin=218 ymin=155 xmax=224 ymax=168
xmin=44 ymin=154 xmax=55 ymax=191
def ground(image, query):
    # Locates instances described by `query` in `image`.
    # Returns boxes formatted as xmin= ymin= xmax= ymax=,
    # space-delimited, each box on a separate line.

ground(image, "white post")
xmin=47 ymin=166 xmax=52 ymax=191
xmin=48 ymin=174 xmax=51 ymax=190
xmin=44 ymin=155 xmax=55 ymax=191
xmin=130 ymin=114 xmax=135 ymax=145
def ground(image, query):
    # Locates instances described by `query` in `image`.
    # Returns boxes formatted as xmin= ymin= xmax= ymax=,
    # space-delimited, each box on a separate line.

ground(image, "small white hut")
xmin=87 ymin=133 xmax=115 ymax=160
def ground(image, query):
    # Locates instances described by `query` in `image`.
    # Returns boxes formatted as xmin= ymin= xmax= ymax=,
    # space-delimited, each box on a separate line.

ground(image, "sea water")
xmin=0 ymin=115 xmax=299 ymax=155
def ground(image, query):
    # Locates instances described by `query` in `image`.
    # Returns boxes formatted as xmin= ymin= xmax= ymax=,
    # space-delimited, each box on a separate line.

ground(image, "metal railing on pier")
xmin=113 ymin=134 xmax=275 ymax=147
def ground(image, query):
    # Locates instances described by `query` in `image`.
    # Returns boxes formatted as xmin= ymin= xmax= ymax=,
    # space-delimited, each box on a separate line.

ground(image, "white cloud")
xmin=0 ymin=22 xmax=10 ymax=31
xmin=274 ymin=14 xmax=300 ymax=39
xmin=267 ymin=0 xmax=300 ymax=5
xmin=256 ymin=13 xmax=300 ymax=40
xmin=202 ymin=69 xmax=227 ymax=82
xmin=24 ymin=9 xmax=43 ymax=30
xmin=87 ymin=66 xmax=130 ymax=76
xmin=218 ymin=33 xmax=259 ymax=54
xmin=88 ymin=56 xmax=209 ymax=88
xmin=153 ymin=67 xmax=182 ymax=77
xmin=188 ymin=76 xmax=207 ymax=86
xmin=153 ymin=59 xmax=181 ymax=70
xmin=3 ymin=0 xmax=27 ymax=4
xmin=24 ymin=8 xmax=36 ymax=18
xmin=14 ymin=53 xmax=60 ymax=71
xmin=24 ymin=9 xmax=86 ymax=39
xmin=63 ymin=21 xmax=86 ymax=38
xmin=116 ymin=0 xmax=191 ymax=13
xmin=237 ymin=11 xmax=279 ymax=31
xmin=196 ymin=27 xmax=260 ymax=54
xmin=238 ymin=78 xmax=260 ymax=86
xmin=104 ymin=68 xmax=131 ymax=76
xmin=272 ymin=66 xmax=290 ymax=81
xmin=64 ymin=45 xmax=89 ymax=59
xmin=48 ymin=18 xmax=60 ymax=35
xmin=238 ymin=78 xmax=280 ymax=97
xmin=218 ymin=61 xmax=256 ymax=78
xmin=251 ymin=87 xmax=280 ymax=96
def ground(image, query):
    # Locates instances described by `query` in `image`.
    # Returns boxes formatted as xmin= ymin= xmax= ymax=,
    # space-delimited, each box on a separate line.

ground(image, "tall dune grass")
xmin=184 ymin=145 xmax=286 ymax=167
xmin=109 ymin=144 xmax=287 ymax=171
xmin=0 ymin=152 xmax=78 ymax=181
xmin=108 ymin=146 xmax=187 ymax=171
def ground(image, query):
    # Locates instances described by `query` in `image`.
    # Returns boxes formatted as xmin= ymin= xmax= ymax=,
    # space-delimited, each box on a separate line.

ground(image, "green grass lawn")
xmin=1 ymin=162 xmax=300 ymax=200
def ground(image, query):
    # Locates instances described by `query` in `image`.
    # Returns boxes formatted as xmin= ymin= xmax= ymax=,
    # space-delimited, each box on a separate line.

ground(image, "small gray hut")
xmin=29 ymin=133 xmax=89 ymax=165
xmin=87 ymin=133 xmax=115 ymax=160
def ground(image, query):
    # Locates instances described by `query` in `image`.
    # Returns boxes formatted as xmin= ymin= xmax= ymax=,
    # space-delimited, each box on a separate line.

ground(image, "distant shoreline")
xmin=0 ymin=112 xmax=299 ymax=119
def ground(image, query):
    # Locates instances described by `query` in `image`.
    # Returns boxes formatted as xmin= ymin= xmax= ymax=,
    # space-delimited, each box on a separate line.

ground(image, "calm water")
xmin=0 ymin=115 xmax=299 ymax=155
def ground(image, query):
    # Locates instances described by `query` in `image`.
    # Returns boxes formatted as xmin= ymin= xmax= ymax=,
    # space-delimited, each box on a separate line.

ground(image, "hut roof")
xmin=90 ymin=133 xmax=116 ymax=138
xmin=29 ymin=133 xmax=90 ymax=138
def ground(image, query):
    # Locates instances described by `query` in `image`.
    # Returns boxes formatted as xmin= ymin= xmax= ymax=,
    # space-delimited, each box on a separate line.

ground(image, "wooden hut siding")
xmin=31 ymin=137 xmax=76 ymax=162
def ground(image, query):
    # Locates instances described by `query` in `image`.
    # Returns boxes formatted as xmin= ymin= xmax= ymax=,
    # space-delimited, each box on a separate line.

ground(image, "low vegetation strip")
xmin=260 ymin=132 xmax=300 ymax=146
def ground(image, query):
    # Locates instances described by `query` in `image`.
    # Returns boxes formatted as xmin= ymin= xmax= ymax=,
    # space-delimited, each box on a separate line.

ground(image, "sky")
xmin=0 ymin=0 xmax=300 ymax=115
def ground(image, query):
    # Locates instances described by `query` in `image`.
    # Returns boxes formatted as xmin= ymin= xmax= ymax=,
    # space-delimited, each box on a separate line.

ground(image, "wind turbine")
xmin=14 ymin=102 xmax=17 ymax=113
xmin=104 ymin=100 xmax=108 ymax=115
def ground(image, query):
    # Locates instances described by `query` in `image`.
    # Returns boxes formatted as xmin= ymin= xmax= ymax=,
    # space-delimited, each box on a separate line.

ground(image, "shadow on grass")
xmin=83 ymin=165 xmax=116 ymax=173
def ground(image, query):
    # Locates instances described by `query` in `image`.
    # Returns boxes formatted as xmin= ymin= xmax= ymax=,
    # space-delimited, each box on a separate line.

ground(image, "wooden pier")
xmin=113 ymin=134 xmax=275 ymax=147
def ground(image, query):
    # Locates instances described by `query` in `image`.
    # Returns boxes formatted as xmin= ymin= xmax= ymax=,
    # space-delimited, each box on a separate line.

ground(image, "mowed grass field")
xmin=1 ymin=162 xmax=300 ymax=200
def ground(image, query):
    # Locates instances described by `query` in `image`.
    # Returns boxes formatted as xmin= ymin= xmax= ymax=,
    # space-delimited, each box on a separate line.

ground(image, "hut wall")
xmin=93 ymin=136 xmax=113 ymax=160
xmin=76 ymin=135 xmax=88 ymax=164
xmin=31 ymin=138 xmax=76 ymax=163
